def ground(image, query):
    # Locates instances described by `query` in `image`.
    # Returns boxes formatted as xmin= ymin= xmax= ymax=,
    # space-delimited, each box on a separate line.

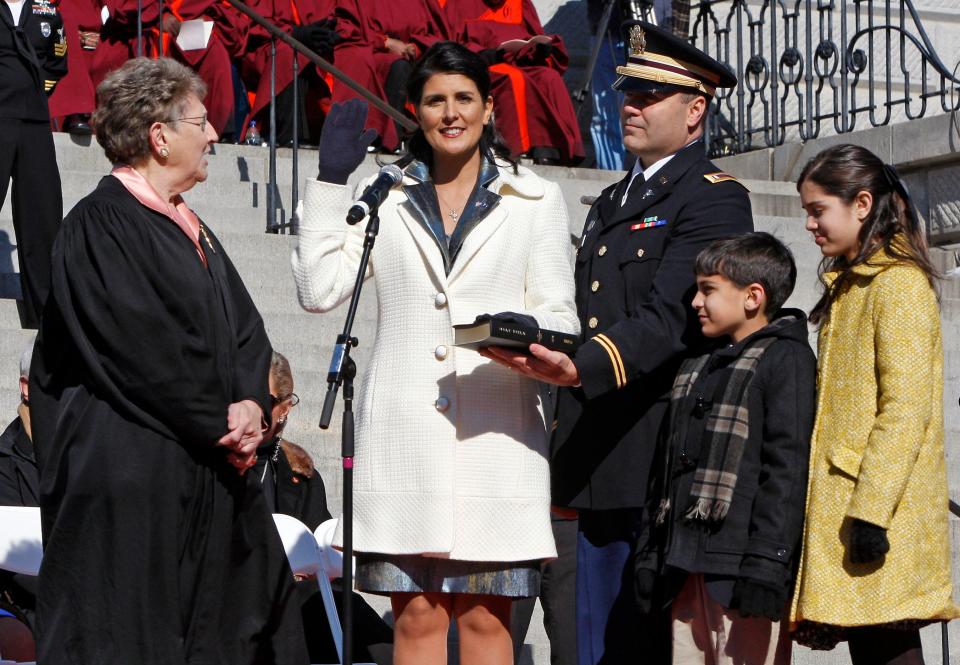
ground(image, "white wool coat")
xmin=292 ymin=163 xmax=578 ymax=561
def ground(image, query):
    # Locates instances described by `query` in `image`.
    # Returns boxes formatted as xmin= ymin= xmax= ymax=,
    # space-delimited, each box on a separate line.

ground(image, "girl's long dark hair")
xmin=403 ymin=41 xmax=518 ymax=173
xmin=797 ymin=143 xmax=939 ymax=325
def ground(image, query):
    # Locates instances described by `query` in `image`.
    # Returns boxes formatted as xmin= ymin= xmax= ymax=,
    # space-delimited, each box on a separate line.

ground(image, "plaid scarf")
xmin=657 ymin=335 xmax=778 ymax=525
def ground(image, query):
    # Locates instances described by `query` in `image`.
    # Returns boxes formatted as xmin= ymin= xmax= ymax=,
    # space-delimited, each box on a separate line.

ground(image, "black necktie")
xmin=622 ymin=172 xmax=645 ymax=206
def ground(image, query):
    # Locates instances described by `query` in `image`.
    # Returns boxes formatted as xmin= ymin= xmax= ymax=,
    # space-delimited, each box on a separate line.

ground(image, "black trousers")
xmin=0 ymin=118 xmax=60 ymax=329
xmin=512 ymin=517 xmax=579 ymax=665
xmin=848 ymin=625 xmax=925 ymax=665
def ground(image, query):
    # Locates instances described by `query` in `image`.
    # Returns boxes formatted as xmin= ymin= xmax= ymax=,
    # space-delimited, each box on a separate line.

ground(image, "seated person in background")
xmin=0 ymin=339 xmax=38 ymax=663
xmin=92 ymin=0 xmax=238 ymax=134
xmin=48 ymin=0 xmax=102 ymax=134
xmin=444 ymin=0 xmax=584 ymax=164
xmin=256 ymin=351 xmax=394 ymax=665
xmin=360 ymin=0 xmax=449 ymax=136
xmin=236 ymin=0 xmax=398 ymax=149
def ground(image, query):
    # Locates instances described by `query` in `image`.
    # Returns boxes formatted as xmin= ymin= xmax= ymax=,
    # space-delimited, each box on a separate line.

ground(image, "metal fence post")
xmin=267 ymin=37 xmax=278 ymax=233
xmin=291 ymin=55 xmax=299 ymax=234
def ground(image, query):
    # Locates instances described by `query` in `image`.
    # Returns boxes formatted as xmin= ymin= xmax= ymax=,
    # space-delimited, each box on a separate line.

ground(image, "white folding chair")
xmin=0 ymin=506 xmax=42 ymax=577
xmin=313 ymin=518 xmax=344 ymax=579
xmin=272 ymin=514 xmax=373 ymax=665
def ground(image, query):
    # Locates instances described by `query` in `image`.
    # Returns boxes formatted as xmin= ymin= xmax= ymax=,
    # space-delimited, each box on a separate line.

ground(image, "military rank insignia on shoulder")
xmin=703 ymin=171 xmax=748 ymax=188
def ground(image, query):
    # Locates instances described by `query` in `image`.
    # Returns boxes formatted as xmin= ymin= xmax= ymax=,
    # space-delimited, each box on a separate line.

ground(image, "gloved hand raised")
xmin=848 ymin=518 xmax=890 ymax=564
xmin=729 ymin=577 xmax=788 ymax=621
xmin=316 ymin=99 xmax=378 ymax=185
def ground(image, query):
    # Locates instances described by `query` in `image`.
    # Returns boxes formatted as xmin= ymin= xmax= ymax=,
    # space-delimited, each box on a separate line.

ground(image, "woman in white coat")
xmin=293 ymin=42 xmax=579 ymax=665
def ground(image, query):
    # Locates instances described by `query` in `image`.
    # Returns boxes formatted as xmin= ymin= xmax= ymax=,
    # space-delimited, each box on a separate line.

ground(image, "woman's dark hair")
xmin=403 ymin=41 xmax=518 ymax=173
xmin=797 ymin=143 xmax=939 ymax=325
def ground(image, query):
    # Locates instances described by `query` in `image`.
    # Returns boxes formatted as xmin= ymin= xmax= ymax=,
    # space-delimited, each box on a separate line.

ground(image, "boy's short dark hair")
xmin=695 ymin=232 xmax=797 ymax=313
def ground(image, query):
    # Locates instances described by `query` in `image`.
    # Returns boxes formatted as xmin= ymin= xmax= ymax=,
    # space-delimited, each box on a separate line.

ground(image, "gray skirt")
xmin=355 ymin=553 xmax=541 ymax=598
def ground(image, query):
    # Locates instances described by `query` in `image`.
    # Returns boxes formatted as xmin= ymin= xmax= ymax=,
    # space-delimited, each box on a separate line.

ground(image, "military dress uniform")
xmin=0 ymin=0 xmax=66 ymax=328
xmin=548 ymin=21 xmax=754 ymax=665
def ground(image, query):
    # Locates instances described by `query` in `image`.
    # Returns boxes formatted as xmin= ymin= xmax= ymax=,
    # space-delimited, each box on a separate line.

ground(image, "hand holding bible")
xmin=480 ymin=343 xmax=581 ymax=386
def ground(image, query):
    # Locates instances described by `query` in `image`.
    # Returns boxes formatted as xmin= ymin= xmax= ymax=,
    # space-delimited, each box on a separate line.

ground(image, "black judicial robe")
xmin=29 ymin=176 xmax=309 ymax=665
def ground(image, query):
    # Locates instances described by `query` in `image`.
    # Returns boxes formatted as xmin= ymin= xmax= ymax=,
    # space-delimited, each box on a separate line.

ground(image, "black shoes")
xmin=63 ymin=114 xmax=93 ymax=135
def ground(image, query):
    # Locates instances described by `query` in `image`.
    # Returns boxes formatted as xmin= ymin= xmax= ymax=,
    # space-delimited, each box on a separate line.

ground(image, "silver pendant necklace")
xmin=436 ymin=189 xmax=462 ymax=223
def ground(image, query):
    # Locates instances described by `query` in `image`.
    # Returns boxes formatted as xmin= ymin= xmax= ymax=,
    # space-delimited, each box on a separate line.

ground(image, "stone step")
xmin=44 ymin=133 xmax=803 ymax=236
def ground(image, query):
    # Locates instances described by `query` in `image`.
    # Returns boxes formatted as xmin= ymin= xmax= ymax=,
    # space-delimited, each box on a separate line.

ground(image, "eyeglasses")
xmin=271 ymin=393 xmax=300 ymax=407
xmin=169 ymin=113 xmax=207 ymax=132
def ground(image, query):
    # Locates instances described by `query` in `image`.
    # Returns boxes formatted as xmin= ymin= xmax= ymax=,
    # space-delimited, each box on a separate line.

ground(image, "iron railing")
xmin=631 ymin=0 xmax=960 ymax=158
xmin=224 ymin=0 xmax=417 ymax=234
xmin=133 ymin=0 xmax=416 ymax=234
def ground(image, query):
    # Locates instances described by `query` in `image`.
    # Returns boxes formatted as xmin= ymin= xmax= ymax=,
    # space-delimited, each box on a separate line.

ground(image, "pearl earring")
xmin=159 ymin=148 xmax=169 ymax=158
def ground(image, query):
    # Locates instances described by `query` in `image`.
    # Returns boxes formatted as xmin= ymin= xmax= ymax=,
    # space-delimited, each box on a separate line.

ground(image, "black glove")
xmin=316 ymin=99 xmax=378 ymax=184
xmin=848 ymin=518 xmax=890 ymax=564
xmin=477 ymin=311 xmax=539 ymax=328
xmin=729 ymin=577 xmax=788 ymax=621
xmin=533 ymin=41 xmax=554 ymax=60
xmin=477 ymin=48 xmax=501 ymax=65
xmin=292 ymin=19 xmax=341 ymax=59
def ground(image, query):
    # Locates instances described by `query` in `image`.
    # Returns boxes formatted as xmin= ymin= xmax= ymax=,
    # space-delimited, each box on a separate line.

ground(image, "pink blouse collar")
xmin=110 ymin=165 xmax=207 ymax=265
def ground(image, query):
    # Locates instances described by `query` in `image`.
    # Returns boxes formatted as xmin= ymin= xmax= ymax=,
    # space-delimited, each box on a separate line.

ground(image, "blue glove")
xmin=476 ymin=312 xmax=539 ymax=328
xmin=317 ymin=99 xmax=378 ymax=185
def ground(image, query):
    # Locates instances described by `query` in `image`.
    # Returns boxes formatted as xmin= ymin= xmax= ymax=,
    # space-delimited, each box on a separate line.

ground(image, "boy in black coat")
xmin=635 ymin=232 xmax=816 ymax=664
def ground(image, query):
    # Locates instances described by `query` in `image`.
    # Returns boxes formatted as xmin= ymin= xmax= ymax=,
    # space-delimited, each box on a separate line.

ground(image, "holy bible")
xmin=453 ymin=315 xmax=579 ymax=353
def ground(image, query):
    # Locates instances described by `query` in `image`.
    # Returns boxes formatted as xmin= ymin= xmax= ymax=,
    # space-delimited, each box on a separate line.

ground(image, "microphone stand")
xmin=319 ymin=204 xmax=381 ymax=665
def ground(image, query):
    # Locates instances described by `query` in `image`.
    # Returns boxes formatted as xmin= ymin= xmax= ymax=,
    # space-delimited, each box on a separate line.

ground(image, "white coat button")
xmin=435 ymin=345 xmax=448 ymax=360
xmin=434 ymin=292 xmax=448 ymax=308
xmin=588 ymin=316 xmax=599 ymax=329
xmin=435 ymin=397 xmax=450 ymax=412
xmin=598 ymin=245 xmax=608 ymax=256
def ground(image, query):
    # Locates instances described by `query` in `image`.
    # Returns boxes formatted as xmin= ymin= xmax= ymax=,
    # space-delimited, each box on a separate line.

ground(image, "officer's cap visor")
xmin=613 ymin=76 xmax=703 ymax=98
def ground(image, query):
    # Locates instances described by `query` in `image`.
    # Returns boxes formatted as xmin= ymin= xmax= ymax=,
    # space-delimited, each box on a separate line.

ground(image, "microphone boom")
xmin=346 ymin=161 xmax=408 ymax=224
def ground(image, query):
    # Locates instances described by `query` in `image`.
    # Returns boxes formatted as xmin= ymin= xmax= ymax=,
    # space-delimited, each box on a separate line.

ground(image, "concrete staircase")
xmin=3 ymin=131 xmax=960 ymax=663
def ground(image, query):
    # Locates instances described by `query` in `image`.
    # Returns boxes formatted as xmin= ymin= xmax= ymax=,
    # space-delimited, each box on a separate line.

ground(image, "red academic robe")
xmin=446 ymin=0 xmax=583 ymax=162
xmin=90 ymin=0 xmax=235 ymax=134
xmin=48 ymin=0 xmax=101 ymax=120
xmin=361 ymin=0 xmax=447 ymax=84
xmin=238 ymin=0 xmax=398 ymax=149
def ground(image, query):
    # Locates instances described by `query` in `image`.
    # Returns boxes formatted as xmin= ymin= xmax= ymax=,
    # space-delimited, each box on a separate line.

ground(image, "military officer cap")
xmin=613 ymin=20 xmax=737 ymax=97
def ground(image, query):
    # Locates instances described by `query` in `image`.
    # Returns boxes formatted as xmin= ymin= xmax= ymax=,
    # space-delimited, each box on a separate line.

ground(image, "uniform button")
xmin=435 ymin=397 xmax=450 ymax=412
xmin=598 ymin=245 xmax=608 ymax=256
xmin=434 ymin=345 xmax=448 ymax=360
xmin=776 ymin=548 xmax=787 ymax=558
xmin=590 ymin=280 xmax=600 ymax=292
xmin=637 ymin=248 xmax=645 ymax=258
xmin=434 ymin=292 xmax=447 ymax=308
xmin=588 ymin=316 xmax=598 ymax=329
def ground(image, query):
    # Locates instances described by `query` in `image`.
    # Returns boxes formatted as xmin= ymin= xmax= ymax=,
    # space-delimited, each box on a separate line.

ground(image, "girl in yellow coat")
xmin=792 ymin=143 xmax=959 ymax=663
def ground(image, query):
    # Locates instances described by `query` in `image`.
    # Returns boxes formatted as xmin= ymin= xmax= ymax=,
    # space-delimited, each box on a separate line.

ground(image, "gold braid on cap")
xmin=615 ymin=64 xmax=717 ymax=96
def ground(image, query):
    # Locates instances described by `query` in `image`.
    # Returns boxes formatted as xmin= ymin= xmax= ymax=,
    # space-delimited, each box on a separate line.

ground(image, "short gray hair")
xmin=93 ymin=57 xmax=207 ymax=165
xmin=20 ymin=336 xmax=35 ymax=378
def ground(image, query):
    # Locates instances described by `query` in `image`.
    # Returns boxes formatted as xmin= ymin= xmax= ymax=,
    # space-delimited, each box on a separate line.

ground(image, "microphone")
xmin=346 ymin=155 xmax=413 ymax=224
